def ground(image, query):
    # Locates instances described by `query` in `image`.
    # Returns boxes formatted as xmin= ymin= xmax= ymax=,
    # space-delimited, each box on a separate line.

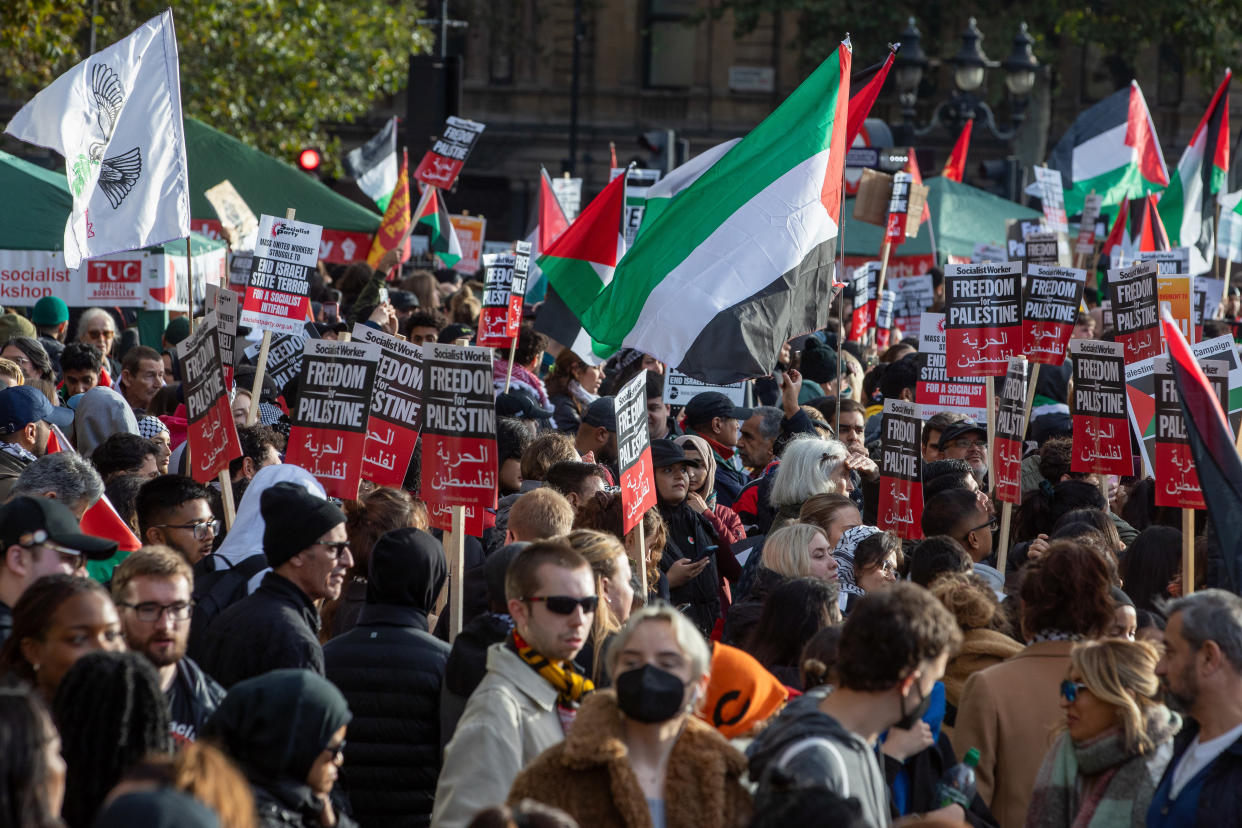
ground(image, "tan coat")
xmin=943 ymin=628 xmax=1025 ymax=712
xmin=952 ymin=639 xmax=1075 ymax=828
xmin=509 ymin=691 xmax=752 ymax=828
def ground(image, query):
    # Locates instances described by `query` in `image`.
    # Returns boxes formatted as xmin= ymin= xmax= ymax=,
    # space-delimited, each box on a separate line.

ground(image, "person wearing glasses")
xmin=1027 ymin=638 xmax=1180 ymax=828
xmin=199 ymin=482 xmax=349 ymax=688
xmin=922 ymin=488 xmax=1003 ymax=594
xmin=433 ymin=540 xmax=597 ymax=828
xmin=205 ymin=668 xmax=357 ymax=828
xmin=135 ymin=475 xmax=220 ymax=566
xmin=76 ymin=308 xmax=120 ymax=376
xmin=832 ymin=525 xmax=903 ymax=616
xmin=111 ymin=547 xmax=224 ymax=749
xmin=937 ymin=421 xmax=990 ymax=485
xmin=0 ymin=496 xmax=118 ymax=648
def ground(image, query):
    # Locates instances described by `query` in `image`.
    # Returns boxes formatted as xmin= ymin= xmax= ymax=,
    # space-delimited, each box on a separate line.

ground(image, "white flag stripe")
xmin=1070 ymin=122 xmax=1130 ymax=183
xmin=4 ymin=10 xmax=189 ymax=269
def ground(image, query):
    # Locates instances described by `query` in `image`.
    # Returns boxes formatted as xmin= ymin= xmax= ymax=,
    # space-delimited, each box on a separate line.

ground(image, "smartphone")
xmin=323 ymin=302 xmax=340 ymax=323
xmin=378 ymin=287 xmax=389 ymax=305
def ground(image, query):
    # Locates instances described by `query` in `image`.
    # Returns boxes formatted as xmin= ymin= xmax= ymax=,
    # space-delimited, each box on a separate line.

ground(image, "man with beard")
xmin=111 ymin=547 xmax=223 ymax=747
xmin=937 ymin=420 xmax=990 ymax=484
xmin=1149 ymin=590 xmax=1242 ymax=825
xmin=199 ymin=482 xmax=349 ymax=687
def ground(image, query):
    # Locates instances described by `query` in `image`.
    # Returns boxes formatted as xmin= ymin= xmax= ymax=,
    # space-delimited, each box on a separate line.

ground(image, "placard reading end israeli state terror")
xmin=240 ymin=214 xmax=323 ymax=336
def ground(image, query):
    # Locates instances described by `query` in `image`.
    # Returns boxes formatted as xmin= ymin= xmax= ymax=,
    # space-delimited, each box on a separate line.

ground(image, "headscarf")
xmin=833 ymin=524 xmax=881 ymax=601
xmin=136 ymin=415 xmax=169 ymax=442
xmin=674 ymin=433 xmax=718 ymax=507
xmin=212 ymin=464 xmax=327 ymax=592
xmin=72 ymin=386 xmax=138 ymax=457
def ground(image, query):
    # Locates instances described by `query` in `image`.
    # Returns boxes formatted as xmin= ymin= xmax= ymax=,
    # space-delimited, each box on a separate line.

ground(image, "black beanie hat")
xmin=366 ymin=528 xmax=447 ymax=611
xmin=260 ymin=482 xmax=346 ymax=567
xmin=800 ymin=337 xmax=839 ymax=385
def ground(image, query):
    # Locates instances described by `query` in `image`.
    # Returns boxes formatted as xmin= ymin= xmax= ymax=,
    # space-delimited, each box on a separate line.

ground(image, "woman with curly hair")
xmin=930 ymin=572 xmax=1023 ymax=723
xmin=545 ymin=349 xmax=604 ymax=434
xmin=954 ymin=539 xmax=1116 ymax=828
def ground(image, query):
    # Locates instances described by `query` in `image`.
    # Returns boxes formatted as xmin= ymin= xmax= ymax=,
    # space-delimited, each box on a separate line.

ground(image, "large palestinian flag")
xmin=414 ymin=185 xmax=462 ymax=268
xmin=579 ymin=41 xmax=852 ymax=384
xmin=1043 ymin=81 xmax=1169 ymax=215
xmin=1158 ymin=70 xmax=1231 ymax=275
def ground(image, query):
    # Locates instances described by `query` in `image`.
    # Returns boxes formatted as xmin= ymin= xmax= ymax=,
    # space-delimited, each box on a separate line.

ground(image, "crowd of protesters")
xmin=0 ymin=267 xmax=1237 ymax=828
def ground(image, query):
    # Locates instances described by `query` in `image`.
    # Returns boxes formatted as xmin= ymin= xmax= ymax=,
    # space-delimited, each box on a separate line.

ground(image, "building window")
xmin=644 ymin=0 xmax=696 ymax=89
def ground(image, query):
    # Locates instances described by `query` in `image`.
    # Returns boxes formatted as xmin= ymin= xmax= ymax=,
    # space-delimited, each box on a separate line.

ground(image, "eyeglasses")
xmin=323 ymin=739 xmax=347 ymax=762
xmin=116 ymin=600 xmax=194 ymax=623
xmin=319 ymin=540 xmax=351 ymax=560
xmin=523 ymin=595 xmax=599 ymax=615
xmin=969 ymin=515 xmax=999 ymax=534
xmin=879 ymin=560 xmax=899 ymax=575
xmin=949 ymin=439 xmax=988 ymax=450
xmin=155 ymin=519 xmax=220 ymax=541
xmin=86 ymin=329 xmax=115 ymax=340
xmin=1060 ymin=680 xmax=1089 ymax=703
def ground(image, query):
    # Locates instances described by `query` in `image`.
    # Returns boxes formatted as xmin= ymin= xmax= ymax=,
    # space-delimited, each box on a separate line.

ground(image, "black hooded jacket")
xmin=658 ymin=499 xmax=723 ymax=638
xmin=323 ymin=529 xmax=450 ymax=828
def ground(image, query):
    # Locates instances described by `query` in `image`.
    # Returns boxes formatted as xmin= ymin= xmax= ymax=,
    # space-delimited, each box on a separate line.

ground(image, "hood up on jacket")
xmin=73 ymin=386 xmax=138 ymax=457
xmin=366 ymin=527 xmax=446 ymax=613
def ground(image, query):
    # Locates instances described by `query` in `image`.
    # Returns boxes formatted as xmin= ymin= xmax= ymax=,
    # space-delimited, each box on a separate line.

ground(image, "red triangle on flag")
xmin=539 ymin=168 xmax=571 ymax=253
xmin=541 ymin=170 xmax=626 ymax=268
xmin=80 ymin=495 xmax=142 ymax=552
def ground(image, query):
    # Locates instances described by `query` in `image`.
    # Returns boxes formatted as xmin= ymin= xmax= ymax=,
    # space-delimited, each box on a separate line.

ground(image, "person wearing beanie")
xmin=323 ymin=528 xmax=450 ymax=826
xmin=199 ymin=482 xmax=349 ymax=688
xmin=31 ymin=296 xmax=68 ymax=372
xmin=797 ymin=338 xmax=837 ymax=404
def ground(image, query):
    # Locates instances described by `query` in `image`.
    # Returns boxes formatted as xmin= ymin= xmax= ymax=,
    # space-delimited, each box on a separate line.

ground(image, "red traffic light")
xmin=298 ymin=148 xmax=321 ymax=171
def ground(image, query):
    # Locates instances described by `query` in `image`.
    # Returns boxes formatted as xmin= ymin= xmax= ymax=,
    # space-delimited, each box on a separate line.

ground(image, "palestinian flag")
xmin=1042 ymin=81 xmax=1169 ymax=215
xmin=942 ymin=120 xmax=973 ymax=183
xmin=344 ymin=116 xmax=399 ymax=211
xmin=522 ymin=167 xmax=573 ymax=304
xmin=414 ymin=185 xmax=462 ymax=268
xmin=845 ymin=48 xmax=894 ymax=149
xmin=1162 ymin=307 xmax=1242 ymax=591
xmin=1159 ymin=70 xmax=1231 ymax=275
xmin=581 ymin=42 xmax=852 ymax=383
xmin=1100 ymin=194 xmax=1171 ymax=262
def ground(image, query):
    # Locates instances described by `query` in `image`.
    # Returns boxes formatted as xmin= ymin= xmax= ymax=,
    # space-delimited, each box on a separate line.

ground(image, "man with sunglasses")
xmin=112 ymin=547 xmax=223 ymax=747
xmin=433 ymin=540 xmax=596 ymax=828
xmin=200 ymin=482 xmax=349 ymax=688
xmin=0 ymin=495 xmax=118 ymax=647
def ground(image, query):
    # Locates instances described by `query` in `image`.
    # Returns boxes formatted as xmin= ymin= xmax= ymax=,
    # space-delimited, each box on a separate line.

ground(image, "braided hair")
xmin=52 ymin=651 xmax=171 ymax=828
xmin=0 ymin=683 xmax=61 ymax=828
xmin=0 ymin=574 xmax=110 ymax=685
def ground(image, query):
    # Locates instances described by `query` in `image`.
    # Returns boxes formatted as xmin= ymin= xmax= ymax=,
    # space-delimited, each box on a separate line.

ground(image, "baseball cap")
xmin=311 ymin=321 xmax=348 ymax=337
xmin=437 ymin=323 xmax=474 ymax=344
xmin=937 ymin=421 xmax=988 ymax=450
xmin=388 ymin=290 xmax=419 ymax=311
xmin=0 ymin=496 xmax=119 ymax=560
xmin=496 ymin=391 xmax=553 ymax=421
xmin=650 ymin=438 xmax=703 ymax=469
xmin=581 ymin=397 xmax=617 ymax=432
xmin=0 ymin=385 xmax=52 ymax=436
xmin=31 ymin=296 xmax=69 ymax=327
xmin=684 ymin=392 xmax=753 ymax=427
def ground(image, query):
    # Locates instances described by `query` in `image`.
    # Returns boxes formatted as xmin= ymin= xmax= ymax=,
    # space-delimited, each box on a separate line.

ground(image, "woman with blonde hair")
xmin=767 ymin=436 xmax=851 ymax=531
xmin=761 ymin=523 xmax=839 ymax=583
xmin=565 ymin=529 xmax=634 ymax=683
xmin=931 ymin=572 xmax=1023 ymax=720
xmin=1027 ymin=638 xmax=1180 ymax=828
xmin=545 ymin=349 xmax=604 ymax=434
xmin=799 ymin=493 xmax=862 ymax=553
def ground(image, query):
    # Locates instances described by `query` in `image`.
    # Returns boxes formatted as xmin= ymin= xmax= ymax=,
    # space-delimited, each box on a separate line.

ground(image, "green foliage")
xmin=3 ymin=1 xmax=433 ymax=175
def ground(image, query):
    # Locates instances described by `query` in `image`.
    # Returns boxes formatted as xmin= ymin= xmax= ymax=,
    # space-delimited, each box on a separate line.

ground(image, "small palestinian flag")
xmin=414 ymin=185 xmax=462 ymax=268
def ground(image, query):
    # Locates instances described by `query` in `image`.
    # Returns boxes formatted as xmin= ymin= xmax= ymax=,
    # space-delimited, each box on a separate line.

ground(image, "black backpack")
xmin=187 ymin=554 xmax=269 ymax=661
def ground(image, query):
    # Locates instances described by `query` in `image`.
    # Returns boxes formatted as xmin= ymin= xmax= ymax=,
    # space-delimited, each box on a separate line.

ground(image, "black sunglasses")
xmin=1060 ymin=680 xmax=1088 ymax=702
xmin=523 ymin=595 xmax=599 ymax=615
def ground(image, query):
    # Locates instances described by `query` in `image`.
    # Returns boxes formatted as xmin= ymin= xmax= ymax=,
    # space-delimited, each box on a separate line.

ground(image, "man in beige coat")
xmin=431 ymin=541 xmax=596 ymax=828
xmin=952 ymin=540 xmax=1116 ymax=828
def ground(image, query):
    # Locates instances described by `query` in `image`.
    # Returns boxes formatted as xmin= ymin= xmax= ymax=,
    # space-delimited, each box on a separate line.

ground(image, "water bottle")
xmin=936 ymin=747 xmax=981 ymax=809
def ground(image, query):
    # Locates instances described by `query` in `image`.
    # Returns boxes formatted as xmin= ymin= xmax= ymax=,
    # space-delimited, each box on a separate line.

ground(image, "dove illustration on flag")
xmin=4 ymin=9 xmax=190 ymax=269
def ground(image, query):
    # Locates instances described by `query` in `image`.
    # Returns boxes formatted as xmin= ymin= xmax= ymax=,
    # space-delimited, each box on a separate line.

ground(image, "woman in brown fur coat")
xmin=508 ymin=604 xmax=752 ymax=828
xmin=930 ymin=573 xmax=1023 ymax=721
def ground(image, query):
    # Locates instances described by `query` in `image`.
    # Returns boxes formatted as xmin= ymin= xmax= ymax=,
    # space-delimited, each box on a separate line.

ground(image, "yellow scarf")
xmin=511 ymin=631 xmax=594 ymax=708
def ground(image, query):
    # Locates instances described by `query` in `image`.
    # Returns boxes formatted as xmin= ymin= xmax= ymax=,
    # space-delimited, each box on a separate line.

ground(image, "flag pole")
xmin=247 ymin=207 xmax=295 ymax=426
xmin=504 ymin=338 xmax=518 ymax=392
xmin=998 ymin=357 xmax=1038 ymax=579
xmin=186 ymin=237 xmax=195 ymax=334
xmin=218 ymin=468 xmax=236 ymax=528
xmin=834 ymin=138 xmax=849 ymax=437
xmin=448 ymin=504 xmax=465 ymax=641
xmin=637 ymin=519 xmax=648 ymax=600
xmin=1182 ymin=508 xmax=1195 ymax=596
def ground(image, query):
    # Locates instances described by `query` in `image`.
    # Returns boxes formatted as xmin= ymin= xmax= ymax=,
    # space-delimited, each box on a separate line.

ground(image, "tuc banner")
xmin=1069 ymin=339 xmax=1133 ymax=477
xmin=915 ymin=312 xmax=988 ymax=423
xmin=877 ymin=399 xmax=923 ymax=539
xmin=943 ymin=262 xmax=1022 ymax=376
xmin=477 ymin=252 xmax=515 ymax=347
xmin=1021 ymin=264 xmax=1087 ymax=365
xmin=175 ymin=313 xmax=241 ymax=484
xmin=240 ymin=214 xmax=323 ymax=336
xmin=353 ymin=325 xmax=424 ymax=487
xmin=419 ymin=343 xmax=499 ymax=524
xmin=286 ymin=340 xmax=381 ymax=500
xmin=1153 ymin=356 xmax=1229 ymax=509
xmin=413 ymin=116 xmax=486 ymax=190
xmin=615 ymin=371 xmax=656 ymax=535
xmin=993 ymin=358 xmax=1029 ymax=505
xmin=1106 ymin=261 xmax=1161 ymax=363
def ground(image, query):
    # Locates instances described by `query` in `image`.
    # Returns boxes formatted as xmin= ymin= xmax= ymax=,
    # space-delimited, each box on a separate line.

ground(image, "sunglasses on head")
xmin=523 ymin=595 xmax=599 ymax=615
xmin=1060 ymin=680 xmax=1088 ymax=702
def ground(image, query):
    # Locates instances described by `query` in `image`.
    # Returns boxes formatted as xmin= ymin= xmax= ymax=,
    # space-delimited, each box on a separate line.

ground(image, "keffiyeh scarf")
xmin=833 ymin=524 xmax=882 ymax=600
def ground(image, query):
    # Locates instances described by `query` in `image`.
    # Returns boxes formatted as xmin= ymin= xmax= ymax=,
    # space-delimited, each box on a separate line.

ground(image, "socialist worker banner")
xmin=353 ymin=325 xmax=424 ymax=487
xmin=943 ymin=262 xmax=1022 ymax=376
xmin=1153 ymin=356 xmax=1229 ymax=510
xmin=420 ymin=343 xmax=498 ymax=523
xmin=615 ymin=371 xmax=656 ymax=535
xmin=1069 ymin=339 xmax=1133 ymax=477
xmin=993 ymin=358 xmax=1029 ymax=505
xmin=1106 ymin=261 xmax=1161 ymax=364
xmin=477 ymin=252 xmax=515 ymax=348
xmin=877 ymin=399 xmax=923 ymax=539
xmin=176 ymin=313 xmax=241 ymax=483
xmin=240 ymin=214 xmax=322 ymax=336
xmin=1021 ymin=264 xmax=1087 ymax=365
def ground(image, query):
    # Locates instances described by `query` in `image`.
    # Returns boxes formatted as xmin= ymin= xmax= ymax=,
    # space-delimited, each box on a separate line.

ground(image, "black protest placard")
xmin=213 ymin=287 xmax=240 ymax=387
xmin=285 ymin=340 xmax=381 ymax=499
xmin=508 ymin=241 xmax=532 ymax=334
xmin=1106 ymin=260 xmax=1161 ymax=363
xmin=885 ymin=172 xmax=912 ymax=245
xmin=176 ymin=313 xmax=241 ymax=484
xmin=876 ymin=400 xmax=922 ymax=539
xmin=943 ymin=262 xmax=1022 ymax=376
xmin=420 ymin=343 xmax=499 ymax=527
xmin=1069 ymin=339 xmax=1132 ymax=477
xmin=353 ymin=324 xmax=424 ymax=487
xmin=1021 ymin=264 xmax=1087 ymax=365
xmin=477 ymin=252 xmax=515 ymax=347
xmin=615 ymin=371 xmax=656 ymax=534
xmin=413 ymin=116 xmax=486 ymax=190
xmin=993 ymin=358 xmax=1029 ymax=505
xmin=1023 ymin=231 xmax=1061 ymax=268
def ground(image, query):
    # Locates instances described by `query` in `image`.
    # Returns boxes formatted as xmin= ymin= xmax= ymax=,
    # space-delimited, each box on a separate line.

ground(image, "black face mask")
xmin=894 ymin=680 xmax=931 ymax=730
xmin=615 ymin=664 xmax=689 ymax=724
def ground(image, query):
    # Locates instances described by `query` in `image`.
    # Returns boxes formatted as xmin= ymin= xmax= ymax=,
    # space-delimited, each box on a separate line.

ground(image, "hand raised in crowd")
xmin=685 ymin=491 xmax=711 ymax=515
xmin=880 ymin=720 xmax=934 ymax=761
xmin=369 ymin=301 xmax=399 ymax=335
xmin=377 ymin=247 xmax=402 ymax=275
xmin=1027 ymin=533 xmax=1050 ymax=560
xmin=318 ymin=792 xmax=338 ymax=827
xmin=580 ymin=450 xmax=596 ymax=464
xmin=666 ymin=555 xmax=710 ymax=588
xmin=779 ymin=367 xmax=803 ymax=418
xmin=844 ymin=450 xmax=880 ymax=482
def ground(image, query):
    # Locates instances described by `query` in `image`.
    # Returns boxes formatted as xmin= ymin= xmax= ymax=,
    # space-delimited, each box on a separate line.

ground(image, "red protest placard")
xmin=1021 ymin=264 xmax=1087 ymax=365
xmin=212 ymin=287 xmax=240 ymax=390
xmin=1153 ymin=356 xmax=1228 ymax=509
xmin=615 ymin=371 xmax=656 ymax=534
xmin=943 ymin=262 xmax=1022 ymax=376
xmin=285 ymin=340 xmax=381 ymax=499
xmin=419 ymin=343 xmax=498 ymax=514
xmin=240 ymin=215 xmax=323 ymax=336
xmin=426 ymin=501 xmax=489 ymax=536
xmin=477 ymin=252 xmax=515 ymax=348
xmin=1106 ymin=261 xmax=1161 ymax=363
xmin=993 ymin=358 xmax=1029 ymax=505
xmin=915 ymin=313 xmax=988 ymax=422
xmin=353 ymin=325 xmax=424 ymax=487
xmin=413 ymin=116 xmax=486 ymax=190
xmin=1069 ymin=339 xmax=1133 ymax=476
xmin=507 ymin=241 xmax=532 ymax=338
xmin=176 ymin=314 xmax=241 ymax=483
xmin=846 ymin=262 xmax=877 ymax=343
xmin=877 ymin=400 xmax=923 ymax=539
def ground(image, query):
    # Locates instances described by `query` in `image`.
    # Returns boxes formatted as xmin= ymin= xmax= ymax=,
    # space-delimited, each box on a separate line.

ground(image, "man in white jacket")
xmin=431 ymin=540 xmax=596 ymax=828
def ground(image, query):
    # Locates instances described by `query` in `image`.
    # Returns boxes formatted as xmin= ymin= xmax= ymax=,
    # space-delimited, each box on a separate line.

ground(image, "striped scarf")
xmin=510 ymin=630 xmax=594 ymax=708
